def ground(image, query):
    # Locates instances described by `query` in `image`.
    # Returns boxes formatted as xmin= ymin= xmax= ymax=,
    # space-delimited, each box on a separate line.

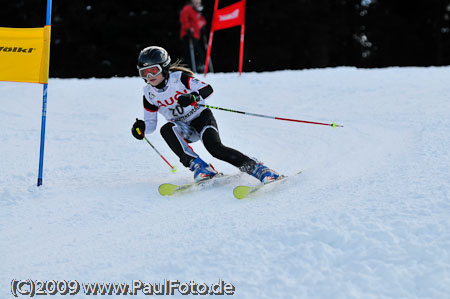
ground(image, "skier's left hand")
xmin=177 ymin=92 xmax=200 ymax=108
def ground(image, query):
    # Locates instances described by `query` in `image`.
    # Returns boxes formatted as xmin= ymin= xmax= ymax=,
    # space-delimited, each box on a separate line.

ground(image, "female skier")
xmin=131 ymin=46 xmax=279 ymax=183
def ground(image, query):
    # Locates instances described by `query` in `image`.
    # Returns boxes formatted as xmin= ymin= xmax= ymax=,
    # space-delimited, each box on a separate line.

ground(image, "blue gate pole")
xmin=37 ymin=0 xmax=52 ymax=186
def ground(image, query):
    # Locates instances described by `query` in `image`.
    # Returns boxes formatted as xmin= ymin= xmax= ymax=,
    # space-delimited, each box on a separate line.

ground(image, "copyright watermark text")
xmin=11 ymin=279 xmax=236 ymax=296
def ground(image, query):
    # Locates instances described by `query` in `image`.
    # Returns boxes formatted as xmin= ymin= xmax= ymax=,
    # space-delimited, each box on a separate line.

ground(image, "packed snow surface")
xmin=1 ymin=67 xmax=450 ymax=298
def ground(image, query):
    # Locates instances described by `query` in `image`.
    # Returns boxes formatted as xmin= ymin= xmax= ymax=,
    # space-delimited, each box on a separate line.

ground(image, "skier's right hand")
xmin=177 ymin=92 xmax=200 ymax=107
xmin=132 ymin=118 xmax=145 ymax=140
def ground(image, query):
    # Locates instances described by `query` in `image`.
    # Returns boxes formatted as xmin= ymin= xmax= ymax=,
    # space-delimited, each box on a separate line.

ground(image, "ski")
xmin=158 ymin=173 xmax=239 ymax=196
xmin=233 ymin=171 xmax=302 ymax=200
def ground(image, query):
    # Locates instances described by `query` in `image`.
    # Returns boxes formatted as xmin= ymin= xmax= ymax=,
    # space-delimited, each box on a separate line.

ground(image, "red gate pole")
xmin=204 ymin=0 xmax=220 ymax=76
xmin=238 ymin=0 xmax=246 ymax=75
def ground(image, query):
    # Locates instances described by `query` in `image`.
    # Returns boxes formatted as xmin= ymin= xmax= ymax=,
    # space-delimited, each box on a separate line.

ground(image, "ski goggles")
xmin=138 ymin=64 xmax=163 ymax=79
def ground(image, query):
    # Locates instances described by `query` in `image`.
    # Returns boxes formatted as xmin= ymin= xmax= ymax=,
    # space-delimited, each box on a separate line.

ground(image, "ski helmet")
xmin=137 ymin=46 xmax=171 ymax=80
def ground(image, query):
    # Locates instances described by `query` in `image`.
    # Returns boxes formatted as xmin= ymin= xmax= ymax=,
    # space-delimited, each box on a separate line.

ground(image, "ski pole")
xmin=188 ymin=36 xmax=197 ymax=73
xmin=136 ymin=128 xmax=177 ymax=172
xmin=198 ymin=104 xmax=343 ymax=128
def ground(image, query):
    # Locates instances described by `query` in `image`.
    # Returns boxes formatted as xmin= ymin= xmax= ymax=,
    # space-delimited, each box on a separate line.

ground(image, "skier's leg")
xmin=201 ymin=128 xmax=279 ymax=182
xmin=160 ymin=122 xmax=197 ymax=167
xmin=193 ymin=38 xmax=205 ymax=72
xmin=189 ymin=109 xmax=249 ymax=166
xmin=160 ymin=122 xmax=217 ymax=182
xmin=192 ymin=110 xmax=279 ymax=182
xmin=182 ymin=36 xmax=192 ymax=69
xmin=201 ymin=127 xmax=250 ymax=167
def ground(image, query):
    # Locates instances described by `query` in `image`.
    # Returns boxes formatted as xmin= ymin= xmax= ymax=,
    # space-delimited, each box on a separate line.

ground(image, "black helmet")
xmin=137 ymin=46 xmax=171 ymax=80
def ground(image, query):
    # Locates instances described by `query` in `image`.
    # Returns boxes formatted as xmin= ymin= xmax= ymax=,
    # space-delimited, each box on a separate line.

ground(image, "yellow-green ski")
xmin=233 ymin=185 xmax=254 ymax=199
xmin=233 ymin=171 xmax=302 ymax=200
xmin=158 ymin=173 xmax=237 ymax=196
xmin=158 ymin=183 xmax=193 ymax=196
xmin=233 ymin=175 xmax=288 ymax=199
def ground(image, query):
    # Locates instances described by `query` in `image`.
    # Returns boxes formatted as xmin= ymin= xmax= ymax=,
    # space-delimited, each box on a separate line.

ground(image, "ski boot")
xmin=240 ymin=159 xmax=279 ymax=183
xmin=189 ymin=157 xmax=218 ymax=182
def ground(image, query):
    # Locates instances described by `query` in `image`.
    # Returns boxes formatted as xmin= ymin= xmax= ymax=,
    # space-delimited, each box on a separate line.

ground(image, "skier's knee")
xmin=160 ymin=122 xmax=175 ymax=138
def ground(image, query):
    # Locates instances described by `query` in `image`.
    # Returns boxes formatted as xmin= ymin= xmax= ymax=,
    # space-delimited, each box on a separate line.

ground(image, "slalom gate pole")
xmin=37 ymin=0 xmax=53 ymax=186
xmin=136 ymin=128 xmax=177 ymax=173
xmin=198 ymin=104 xmax=343 ymax=128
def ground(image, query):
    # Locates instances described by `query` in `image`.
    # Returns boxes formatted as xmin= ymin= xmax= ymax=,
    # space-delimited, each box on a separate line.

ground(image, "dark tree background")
xmin=1 ymin=0 xmax=449 ymax=78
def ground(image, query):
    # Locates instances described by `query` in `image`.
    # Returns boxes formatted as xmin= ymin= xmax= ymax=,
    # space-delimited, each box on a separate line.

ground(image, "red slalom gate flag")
xmin=211 ymin=0 xmax=246 ymax=31
xmin=204 ymin=0 xmax=246 ymax=76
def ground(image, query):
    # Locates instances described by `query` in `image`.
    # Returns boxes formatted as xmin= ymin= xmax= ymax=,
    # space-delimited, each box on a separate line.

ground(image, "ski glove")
xmin=177 ymin=92 xmax=200 ymax=108
xmin=132 ymin=118 xmax=145 ymax=140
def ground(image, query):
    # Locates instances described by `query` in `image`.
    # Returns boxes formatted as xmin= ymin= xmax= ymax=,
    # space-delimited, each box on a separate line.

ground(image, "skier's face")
xmin=147 ymin=73 xmax=164 ymax=86
xmin=192 ymin=0 xmax=202 ymax=10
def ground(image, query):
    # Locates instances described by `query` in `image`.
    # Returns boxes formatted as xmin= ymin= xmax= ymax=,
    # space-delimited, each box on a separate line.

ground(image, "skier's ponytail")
xmin=169 ymin=59 xmax=194 ymax=76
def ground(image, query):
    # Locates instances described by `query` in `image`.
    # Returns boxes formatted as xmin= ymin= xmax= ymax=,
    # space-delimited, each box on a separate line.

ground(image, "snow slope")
xmin=1 ymin=67 xmax=450 ymax=298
